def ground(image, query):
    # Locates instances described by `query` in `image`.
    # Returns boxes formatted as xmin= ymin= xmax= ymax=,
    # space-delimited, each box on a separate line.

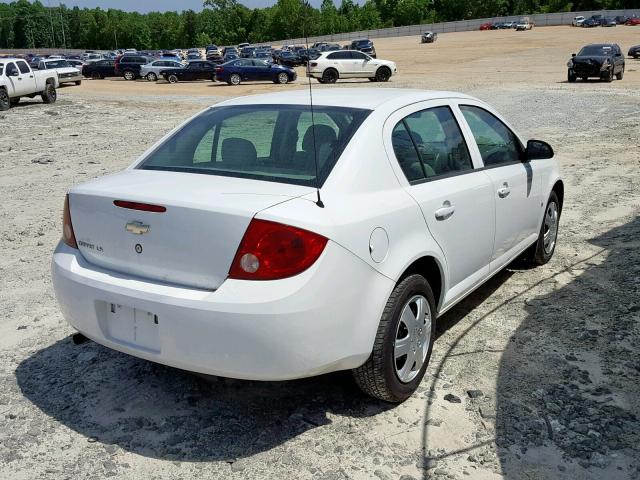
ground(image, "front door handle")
xmin=497 ymin=183 xmax=511 ymax=198
xmin=435 ymin=202 xmax=455 ymax=220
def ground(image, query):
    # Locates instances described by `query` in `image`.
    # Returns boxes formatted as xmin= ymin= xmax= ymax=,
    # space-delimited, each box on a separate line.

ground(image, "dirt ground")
xmin=1 ymin=25 xmax=639 ymax=480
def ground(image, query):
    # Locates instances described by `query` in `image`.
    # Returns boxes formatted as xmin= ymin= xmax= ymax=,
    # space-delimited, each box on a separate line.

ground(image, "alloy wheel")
xmin=394 ymin=295 xmax=431 ymax=383
xmin=543 ymin=201 xmax=559 ymax=255
xmin=278 ymin=73 xmax=288 ymax=84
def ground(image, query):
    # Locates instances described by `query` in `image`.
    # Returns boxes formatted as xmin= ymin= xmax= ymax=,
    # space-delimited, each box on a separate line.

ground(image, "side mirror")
xmin=571 ymin=53 xmax=576 ymax=57
xmin=526 ymin=139 xmax=554 ymax=161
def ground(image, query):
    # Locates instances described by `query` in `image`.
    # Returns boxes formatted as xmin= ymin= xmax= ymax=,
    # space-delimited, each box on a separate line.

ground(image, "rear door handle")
xmin=497 ymin=183 xmax=511 ymax=198
xmin=435 ymin=202 xmax=455 ymax=220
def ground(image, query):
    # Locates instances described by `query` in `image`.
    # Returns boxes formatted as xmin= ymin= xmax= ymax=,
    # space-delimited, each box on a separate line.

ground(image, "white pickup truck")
xmin=0 ymin=58 xmax=59 ymax=110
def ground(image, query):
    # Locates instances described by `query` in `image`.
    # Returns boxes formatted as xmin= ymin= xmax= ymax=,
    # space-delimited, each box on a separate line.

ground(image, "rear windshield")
xmin=138 ymin=104 xmax=371 ymax=187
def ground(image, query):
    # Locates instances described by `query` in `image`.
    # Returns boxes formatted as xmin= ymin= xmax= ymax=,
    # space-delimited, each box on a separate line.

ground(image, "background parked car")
xmin=515 ymin=17 xmax=534 ymax=30
xmin=115 ymin=55 xmax=152 ymax=80
xmin=572 ymin=16 xmax=585 ymax=26
xmin=628 ymin=45 xmax=640 ymax=58
xmin=37 ymin=59 xmax=82 ymax=86
xmin=350 ymin=39 xmax=376 ymax=58
xmin=480 ymin=22 xmax=493 ymax=30
xmin=214 ymin=58 xmax=296 ymax=85
xmin=421 ymin=31 xmax=438 ymax=43
xmin=602 ymin=17 xmax=617 ymax=27
xmin=277 ymin=50 xmax=304 ymax=67
xmin=82 ymin=59 xmax=117 ymax=79
xmin=626 ymin=16 xmax=640 ymax=25
xmin=567 ymin=43 xmax=625 ymax=82
xmin=161 ymin=61 xmax=216 ymax=83
xmin=307 ymin=50 xmax=396 ymax=83
xmin=140 ymin=59 xmax=184 ymax=81
xmin=66 ymin=59 xmax=86 ymax=70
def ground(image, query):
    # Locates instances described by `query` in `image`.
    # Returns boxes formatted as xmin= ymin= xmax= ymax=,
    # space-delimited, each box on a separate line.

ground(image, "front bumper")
xmin=571 ymin=63 xmax=608 ymax=77
xmin=52 ymin=241 xmax=393 ymax=381
xmin=59 ymin=73 xmax=83 ymax=84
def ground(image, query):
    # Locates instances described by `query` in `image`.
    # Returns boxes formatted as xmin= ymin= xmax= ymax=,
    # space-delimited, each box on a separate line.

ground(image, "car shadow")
xmin=16 ymin=337 xmax=393 ymax=462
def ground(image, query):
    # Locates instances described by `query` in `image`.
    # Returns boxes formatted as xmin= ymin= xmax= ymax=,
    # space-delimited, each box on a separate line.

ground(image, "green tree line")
xmin=0 ymin=0 xmax=638 ymax=50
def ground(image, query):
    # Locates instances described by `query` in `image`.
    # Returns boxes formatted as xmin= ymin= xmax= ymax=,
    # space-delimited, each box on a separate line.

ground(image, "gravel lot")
xmin=1 ymin=26 xmax=639 ymax=480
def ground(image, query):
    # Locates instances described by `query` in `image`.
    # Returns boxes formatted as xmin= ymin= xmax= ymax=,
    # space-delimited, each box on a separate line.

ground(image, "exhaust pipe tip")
xmin=72 ymin=332 xmax=90 ymax=345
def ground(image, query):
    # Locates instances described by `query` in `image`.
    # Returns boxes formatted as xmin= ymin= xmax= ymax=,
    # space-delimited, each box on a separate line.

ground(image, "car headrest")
xmin=302 ymin=124 xmax=337 ymax=153
xmin=221 ymin=138 xmax=257 ymax=167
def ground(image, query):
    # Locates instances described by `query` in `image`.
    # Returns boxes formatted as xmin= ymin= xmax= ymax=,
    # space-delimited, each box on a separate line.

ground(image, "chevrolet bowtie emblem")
xmin=125 ymin=221 xmax=150 ymax=235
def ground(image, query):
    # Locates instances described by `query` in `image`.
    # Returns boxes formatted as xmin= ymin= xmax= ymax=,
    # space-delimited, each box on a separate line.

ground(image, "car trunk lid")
xmin=69 ymin=169 xmax=313 ymax=290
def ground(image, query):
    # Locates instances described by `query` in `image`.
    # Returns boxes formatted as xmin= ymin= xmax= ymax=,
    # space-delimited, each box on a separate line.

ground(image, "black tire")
xmin=91 ymin=71 xmax=102 ymax=80
xmin=0 ymin=89 xmax=10 ymax=111
xmin=276 ymin=72 xmax=289 ymax=84
xmin=523 ymin=191 xmax=561 ymax=266
xmin=229 ymin=73 xmax=241 ymax=85
xmin=375 ymin=66 xmax=392 ymax=82
xmin=146 ymin=72 xmax=157 ymax=82
xmin=616 ymin=67 xmax=624 ymax=80
xmin=167 ymin=74 xmax=179 ymax=84
xmin=567 ymin=69 xmax=576 ymax=82
xmin=353 ymin=274 xmax=436 ymax=403
xmin=322 ymin=68 xmax=338 ymax=84
xmin=75 ymin=80 xmax=82 ymax=86
xmin=123 ymin=70 xmax=135 ymax=81
xmin=10 ymin=97 xmax=19 ymax=106
xmin=41 ymin=83 xmax=57 ymax=104
xmin=602 ymin=67 xmax=614 ymax=83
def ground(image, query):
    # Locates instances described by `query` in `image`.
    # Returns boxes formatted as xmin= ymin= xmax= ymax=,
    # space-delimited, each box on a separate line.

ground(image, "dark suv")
xmin=567 ymin=43 xmax=625 ymax=82
xmin=115 ymin=55 xmax=151 ymax=80
xmin=350 ymin=39 xmax=376 ymax=58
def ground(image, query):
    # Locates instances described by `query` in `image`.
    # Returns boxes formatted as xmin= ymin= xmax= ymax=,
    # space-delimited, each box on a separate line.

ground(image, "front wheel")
xmin=602 ymin=68 xmax=614 ymax=83
xmin=375 ymin=67 xmax=392 ymax=82
xmin=524 ymin=191 xmax=560 ymax=266
xmin=41 ymin=83 xmax=57 ymax=104
xmin=276 ymin=72 xmax=289 ymax=84
xmin=229 ymin=73 xmax=241 ymax=85
xmin=146 ymin=72 xmax=157 ymax=82
xmin=167 ymin=74 xmax=179 ymax=84
xmin=0 ymin=89 xmax=10 ymax=111
xmin=567 ymin=69 xmax=576 ymax=82
xmin=322 ymin=69 xmax=338 ymax=84
xmin=616 ymin=67 xmax=624 ymax=80
xmin=353 ymin=274 xmax=436 ymax=403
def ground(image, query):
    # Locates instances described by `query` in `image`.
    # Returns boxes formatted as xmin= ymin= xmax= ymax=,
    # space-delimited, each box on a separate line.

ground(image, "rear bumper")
xmin=52 ymin=241 xmax=393 ymax=380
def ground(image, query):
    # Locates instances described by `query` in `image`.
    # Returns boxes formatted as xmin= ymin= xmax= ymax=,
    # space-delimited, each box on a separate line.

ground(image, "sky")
xmin=0 ymin=0 xmax=338 ymax=11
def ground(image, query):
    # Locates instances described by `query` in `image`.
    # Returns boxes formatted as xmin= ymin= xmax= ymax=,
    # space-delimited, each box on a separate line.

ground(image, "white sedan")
xmin=52 ymin=89 xmax=562 ymax=402
xmin=307 ymin=50 xmax=397 ymax=83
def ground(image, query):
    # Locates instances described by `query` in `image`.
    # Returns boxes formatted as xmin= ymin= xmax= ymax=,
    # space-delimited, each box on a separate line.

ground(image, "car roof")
xmin=215 ymin=88 xmax=478 ymax=111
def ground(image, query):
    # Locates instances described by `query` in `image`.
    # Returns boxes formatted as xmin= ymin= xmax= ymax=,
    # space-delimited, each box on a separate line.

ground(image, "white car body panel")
xmin=52 ymin=88 xmax=562 ymax=380
xmin=38 ymin=61 xmax=82 ymax=84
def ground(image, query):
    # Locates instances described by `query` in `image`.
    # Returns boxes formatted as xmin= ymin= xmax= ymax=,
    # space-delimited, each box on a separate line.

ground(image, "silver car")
xmin=140 ymin=59 xmax=184 ymax=82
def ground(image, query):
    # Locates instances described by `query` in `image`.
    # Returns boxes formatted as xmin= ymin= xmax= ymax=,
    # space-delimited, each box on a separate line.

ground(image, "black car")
xmin=82 ymin=59 xmax=117 ymax=79
xmin=214 ymin=58 xmax=296 ymax=85
xmin=614 ymin=15 xmax=629 ymax=25
xmin=277 ymin=51 xmax=304 ymax=67
xmin=421 ymin=31 xmax=438 ymax=43
xmin=629 ymin=45 xmax=640 ymax=59
xmin=567 ymin=43 xmax=625 ymax=82
xmin=240 ymin=47 xmax=256 ymax=58
xmin=349 ymin=39 xmax=376 ymax=58
xmin=602 ymin=17 xmax=617 ymax=27
xmin=115 ymin=55 xmax=152 ymax=80
xmin=161 ymin=61 xmax=216 ymax=83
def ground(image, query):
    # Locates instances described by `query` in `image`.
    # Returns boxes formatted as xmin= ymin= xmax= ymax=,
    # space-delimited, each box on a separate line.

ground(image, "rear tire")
xmin=91 ymin=71 xmax=102 ymax=80
xmin=353 ymin=274 xmax=436 ymax=403
xmin=229 ymin=73 xmax=241 ymax=85
xmin=0 ymin=89 xmax=10 ymax=111
xmin=167 ymin=74 xmax=179 ymax=84
xmin=41 ymin=83 xmax=57 ymax=104
xmin=123 ymin=70 xmax=135 ymax=81
xmin=322 ymin=68 xmax=338 ymax=84
xmin=277 ymin=72 xmax=289 ymax=84
xmin=375 ymin=66 xmax=392 ymax=82
xmin=522 ymin=191 xmax=560 ymax=266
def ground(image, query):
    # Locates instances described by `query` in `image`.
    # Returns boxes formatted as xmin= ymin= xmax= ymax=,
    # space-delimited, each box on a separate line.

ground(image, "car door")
xmin=4 ymin=62 xmax=20 ymax=96
xmin=349 ymin=51 xmax=374 ymax=76
xmin=458 ymin=103 xmax=542 ymax=270
xmin=385 ymin=101 xmax=495 ymax=307
xmin=251 ymin=60 xmax=270 ymax=80
xmin=15 ymin=61 xmax=34 ymax=95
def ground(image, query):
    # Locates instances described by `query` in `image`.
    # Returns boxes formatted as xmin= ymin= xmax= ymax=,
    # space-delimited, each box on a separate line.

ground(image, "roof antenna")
xmin=303 ymin=5 xmax=324 ymax=208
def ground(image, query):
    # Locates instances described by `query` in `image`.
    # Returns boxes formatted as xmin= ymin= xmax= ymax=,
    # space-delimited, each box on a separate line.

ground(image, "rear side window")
xmin=17 ymin=61 xmax=30 ymax=73
xmin=392 ymin=106 xmax=473 ymax=182
xmin=327 ymin=51 xmax=350 ymax=60
xmin=460 ymin=105 xmax=523 ymax=166
xmin=139 ymin=105 xmax=371 ymax=187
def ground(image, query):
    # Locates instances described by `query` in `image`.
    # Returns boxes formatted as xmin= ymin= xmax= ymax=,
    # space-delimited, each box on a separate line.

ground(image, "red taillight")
xmin=62 ymin=194 xmax=78 ymax=249
xmin=114 ymin=200 xmax=166 ymax=213
xmin=215 ymin=67 xmax=223 ymax=73
xmin=229 ymin=219 xmax=328 ymax=281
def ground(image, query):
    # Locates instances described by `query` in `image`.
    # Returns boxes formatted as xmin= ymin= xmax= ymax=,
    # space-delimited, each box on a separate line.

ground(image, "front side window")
xmin=460 ymin=105 xmax=523 ymax=167
xmin=392 ymin=106 xmax=473 ymax=182
xmin=6 ymin=62 xmax=18 ymax=76
xmin=17 ymin=61 xmax=30 ymax=74
xmin=139 ymin=105 xmax=371 ymax=187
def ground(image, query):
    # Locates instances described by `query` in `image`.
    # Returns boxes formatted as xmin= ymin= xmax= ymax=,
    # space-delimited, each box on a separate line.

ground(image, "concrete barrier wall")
xmin=280 ymin=9 xmax=640 ymax=45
